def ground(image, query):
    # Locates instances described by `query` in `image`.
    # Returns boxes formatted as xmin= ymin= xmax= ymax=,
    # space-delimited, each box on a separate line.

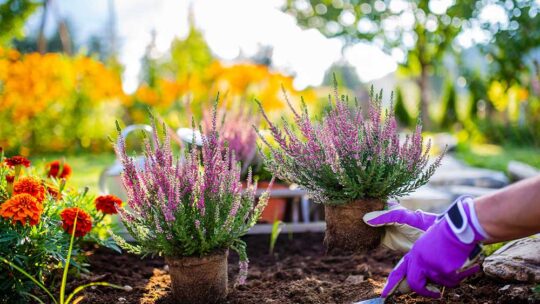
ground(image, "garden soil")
xmin=70 ymin=233 xmax=538 ymax=304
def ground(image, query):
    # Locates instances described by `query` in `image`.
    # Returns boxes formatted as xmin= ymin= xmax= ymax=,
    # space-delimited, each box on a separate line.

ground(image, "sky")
xmin=25 ymin=0 xmax=398 ymax=93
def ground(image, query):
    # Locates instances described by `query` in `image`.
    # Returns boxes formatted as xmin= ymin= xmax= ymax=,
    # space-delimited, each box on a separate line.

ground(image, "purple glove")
xmin=382 ymin=196 xmax=488 ymax=298
xmin=363 ymin=201 xmax=438 ymax=252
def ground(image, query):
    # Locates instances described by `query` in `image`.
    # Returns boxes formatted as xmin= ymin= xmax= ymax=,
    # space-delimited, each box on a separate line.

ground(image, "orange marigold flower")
xmin=46 ymin=160 xmax=72 ymax=179
xmin=95 ymin=195 xmax=122 ymax=214
xmin=13 ymin=177 xmax=46 ymax=203
xmin=45 ymin=184 xmax=62 ymax=201
xmin=0 ymin=194 xmax=43 ymax=226
xmin=60 ymin=207 xmax=92 ymax=237
xmin=4 ymin=156 xmax=30 ymax=168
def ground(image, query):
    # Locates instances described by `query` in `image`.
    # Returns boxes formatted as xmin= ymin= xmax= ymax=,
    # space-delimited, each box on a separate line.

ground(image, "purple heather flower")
xmin=202 ymin=105 xmax=259 ymax=176
xmin=257 ymin=85 xmax=444 ymax=202
xmin=237 ymin=260 xmax=249 ymax=285
xmin=114 ymin=103 xmax=270 ymax=285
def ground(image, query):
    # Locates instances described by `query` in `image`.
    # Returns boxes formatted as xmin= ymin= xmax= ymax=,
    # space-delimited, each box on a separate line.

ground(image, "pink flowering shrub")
xmin=113 ymin=106 xmax=271 ymax=284
xmin=257 ymin=86 xmax=444 ymax=204
xmin=202 ymin=105 xmax=259 ymax=175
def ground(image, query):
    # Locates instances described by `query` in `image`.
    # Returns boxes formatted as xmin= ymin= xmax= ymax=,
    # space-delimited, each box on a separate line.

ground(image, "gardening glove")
xmin=363 ymin=201 xmax=438 ymax=252
xmin=381 ymin=196 xmax=487 ymax=299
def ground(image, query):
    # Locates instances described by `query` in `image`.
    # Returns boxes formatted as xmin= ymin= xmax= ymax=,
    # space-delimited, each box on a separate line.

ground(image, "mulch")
xmin=68 ymin=233 xmax=538 ymax=304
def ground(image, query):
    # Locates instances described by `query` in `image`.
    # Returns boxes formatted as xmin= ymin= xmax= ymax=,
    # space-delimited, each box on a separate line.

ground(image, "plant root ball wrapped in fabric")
xmin=166 ymin=249 xmax=228 ymax=304
xmin=113 ymin=100 xmax=271 ymax=303
xmin=257 ymin=84 xmax=444 ymax=254
xmin=324 ymin=199 xmax=385 ymax=254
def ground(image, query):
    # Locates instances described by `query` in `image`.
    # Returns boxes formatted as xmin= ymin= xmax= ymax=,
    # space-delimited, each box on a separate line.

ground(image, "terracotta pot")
xmin=165 ymin=249 xmax=228 ymax=304
xmin=255 ymin=181 xmax=288 ymax=223
xmin=324 ymin=199 xmax=384 ymax=255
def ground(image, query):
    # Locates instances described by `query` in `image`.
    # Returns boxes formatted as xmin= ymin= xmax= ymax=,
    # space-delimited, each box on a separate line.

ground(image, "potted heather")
xmin=113 ymin=107 xmax=271 ymax=304
xmin=257 ymin=86 xmax=444 ymax=254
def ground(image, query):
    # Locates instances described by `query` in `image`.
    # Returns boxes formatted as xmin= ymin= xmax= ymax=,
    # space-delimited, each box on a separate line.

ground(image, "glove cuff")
xmin=442 ymin=196 xmax=488 ymax=244
xmin=463 ymin=197 xmax=490 ymax=241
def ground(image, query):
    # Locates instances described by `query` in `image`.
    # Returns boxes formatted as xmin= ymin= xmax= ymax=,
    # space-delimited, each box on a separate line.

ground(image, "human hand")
xmin=381 ymin=196 xmax=486 ymax=298
xmin=363 ymin=201 xmax=438 ymax=252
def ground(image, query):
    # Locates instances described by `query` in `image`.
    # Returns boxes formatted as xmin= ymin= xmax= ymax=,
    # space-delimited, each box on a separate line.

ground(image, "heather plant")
xmin=113 ymin=106 xmax=271 ymax=284
xmin=202 ymin=104 xmax=260 ymax=176
xmin=257 ymin=86 xmax=444 ymax=205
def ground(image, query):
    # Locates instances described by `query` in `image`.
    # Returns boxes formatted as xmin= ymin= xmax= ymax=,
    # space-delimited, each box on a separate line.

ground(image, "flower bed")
xmin=0 ymin=154 xmax=121 ymax=302
xmin=72 ymin=233 xmax=537 ymax=303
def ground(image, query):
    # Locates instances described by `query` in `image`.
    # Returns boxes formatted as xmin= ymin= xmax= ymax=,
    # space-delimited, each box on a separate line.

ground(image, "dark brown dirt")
xmin=71 ymin=233 xmax=538 ymax=304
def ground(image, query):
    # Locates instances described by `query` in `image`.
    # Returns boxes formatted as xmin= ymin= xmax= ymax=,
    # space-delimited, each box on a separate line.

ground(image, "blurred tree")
xmin=481 ymin=0 xmax=540 ymax=88
xmin=130 ymin=18 xmax=214 ymax=125
xmin=88 ymin=35 xmax=106 ymax=59
xmin=394 ymin=86 xmax=412 ymax=127
xmin=284 ymin=0 xmax=478 ymax=128
xmin=323 ymin=60 xmax=361 ymax=89
xmin=440 ymin=80 xmax=457 ymax=129
xmin=161 ymin=13 xmax=213 ymax=80
xmin=461 ymin=67 xmax=489 ymax=119
xmin=140 ymin=29 xmax=160 ymax=86
xmin=35 ymin=0 xmax=71 ymax=54
xmin=87 ymin=0 xmax=119 ymax=63
xmin=13 ymin=19 xmax=77 ymax=54
xmin=473 ymin=0 xmax=540 ymax=145
xmin=0 ymin=0 xmax=40 ymax=46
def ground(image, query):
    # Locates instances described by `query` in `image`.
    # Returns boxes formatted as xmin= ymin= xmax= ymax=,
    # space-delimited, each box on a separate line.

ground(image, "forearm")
xmin=475 ymin=175 xmax=540 ymax=243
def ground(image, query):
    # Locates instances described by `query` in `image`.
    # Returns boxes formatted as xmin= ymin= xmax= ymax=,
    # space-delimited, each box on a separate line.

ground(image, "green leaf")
xmin=0 ymin=257 xmax=58 ymax=304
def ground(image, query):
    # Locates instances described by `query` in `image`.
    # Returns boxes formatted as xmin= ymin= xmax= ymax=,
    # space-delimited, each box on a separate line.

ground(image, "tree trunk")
xmin=418 ymin=65 xmax=431 ymax=129
xmin=37 ymin=0 xmax=49 ymax=54
xmin=58 ymin=20 xmax=72 ymax=55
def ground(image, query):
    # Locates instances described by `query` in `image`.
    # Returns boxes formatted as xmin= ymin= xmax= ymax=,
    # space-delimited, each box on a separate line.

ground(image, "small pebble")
xmin=123 ymin=285 xmax=133 ymax=292
xmin=345 ymin=275 xmax=365 ymax=284
xmin=118 ymin=297 xmax=126 ymax=302
xmin=499 ymin=284 xmax=510 ymax=292
xmin=509 ymin=286 xmax=526 ymax=297
xmin=449 ymin=293 xmax=460 ymax=300
xmin=163 ymin=265 xmax=169 ymax=272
